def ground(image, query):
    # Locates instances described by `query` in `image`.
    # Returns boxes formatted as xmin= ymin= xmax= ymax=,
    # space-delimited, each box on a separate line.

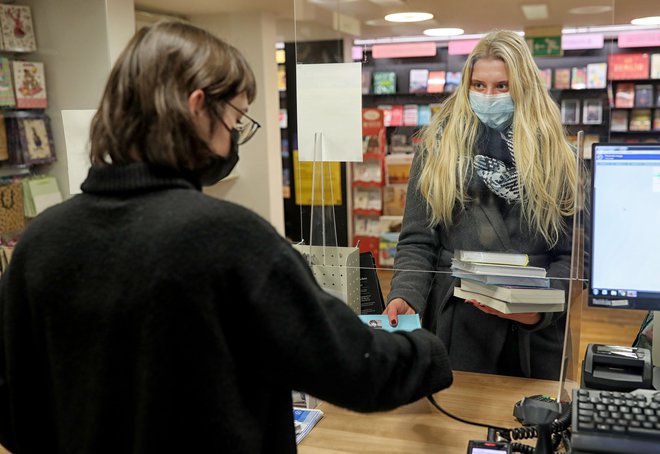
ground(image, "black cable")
xmin=426 ymin=395 xmax=510 ymax=433
xmin=510 ymin=443 xmax=535 ymax=454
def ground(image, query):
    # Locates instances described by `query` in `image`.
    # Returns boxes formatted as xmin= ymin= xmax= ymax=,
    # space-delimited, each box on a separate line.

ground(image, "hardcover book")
xmin=293 ymin=407 xmax=324 ymax=444
xmin=373 ymin=71 xmax=397 ymax=94
xmin=0 ymin=57 xmax=15 ymax=107
xmin=614 ymin=83 xmax=635 ymax=108
xmin=608 ymin=53 xmax=650 ymax=80
xmin=451 ymin=271 xmax=550 ymax=288
xmin=560 ymin=99 xmax=580 ymax=125
xmin=634 ymin=84 xmax=654 ymax=108
xmin=455 ymin=250 xmax=529 ymax=266
xmin=629 ymin=109 xmax=652 ymax=131
xmin=586 ymin=63 xmax=607 ymax=89
xmin=570 ymin=67 xmax=587 ymax=90
xmin=18 ymin=115 xmax=56 ymax=164
xmin=454 ymin=287 xmax=564 ymax=314
xmin=0 ymin=4 xmax=37 ymax=52
xmin=385 ymin=153 xmax=413 ymax=185
xmin=12 ymin=60 xmax=47 ymax=108
xmin=408 ymin=69 xmax=429 ymax=93
xmin=383 ymin=185 xmax=407 ymax=216
xmin=553 ymin=68 xmax=571 ymax=90
xmin=389 ymin=104 xmax=403 ymax=127
xmin=582 ymin=99 xmax=603 ymax=125
xmin=538 ymin=68 xmax=552 ymax=89
xmin=403 ymin=104 xmax=418 ymax=126
xmin=451 ymin=258 xmax=547 ymax=278
xmin=652 ymin=54 xmax=660 ymax=79
xmin=418 ymin=104 xmax=431 ymax=125
xmin=427 ymin=70 xmax=446 ymax=93
xmin=444 ymin=72 xmax=461 ymax=92
xmin=610 ymin=109 xmax=629 ymax=132
xmin=459 ymin=279 xmax=564 ymax=304
xmin=277 ymin=66 xmax=286 ymax=91
xmin=653 ymin=109 xmax=660 ymax=130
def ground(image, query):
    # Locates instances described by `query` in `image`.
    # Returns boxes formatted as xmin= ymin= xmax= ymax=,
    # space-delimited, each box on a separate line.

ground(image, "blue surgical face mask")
xmin=468 ymin=91 xmax=515 ymax=130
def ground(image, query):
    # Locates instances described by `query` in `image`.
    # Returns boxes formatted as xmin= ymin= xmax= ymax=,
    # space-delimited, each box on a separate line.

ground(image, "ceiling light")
xmin=631 ymin=16 xmax=660 ymax=26
xmin=521 ymin=4 xmax=549 ymax=20
xmin=384 ymin=12 xmax=434 ymax=23
xmin=568 ymin=6 xmax=612 ymax=15
xmin=423 ymin=28 xmax=464 ymax=37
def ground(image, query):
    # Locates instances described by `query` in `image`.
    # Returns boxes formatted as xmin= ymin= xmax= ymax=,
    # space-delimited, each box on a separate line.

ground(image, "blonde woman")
xmin=385 ymin=30 xmax=578 ymax=379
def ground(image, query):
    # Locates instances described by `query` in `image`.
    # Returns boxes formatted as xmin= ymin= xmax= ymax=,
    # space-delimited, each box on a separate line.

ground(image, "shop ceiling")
xmin=135 ymin=0 xmax=660 ymax=40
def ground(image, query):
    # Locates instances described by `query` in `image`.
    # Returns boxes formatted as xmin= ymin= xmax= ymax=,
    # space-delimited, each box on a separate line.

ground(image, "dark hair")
xmin=90 ymin=21 xmax=256 ymax=170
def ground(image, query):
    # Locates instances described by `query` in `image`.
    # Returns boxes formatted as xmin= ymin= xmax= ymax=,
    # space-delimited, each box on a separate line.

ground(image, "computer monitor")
xmin=588 ymin=143 xmax=660 ymax=386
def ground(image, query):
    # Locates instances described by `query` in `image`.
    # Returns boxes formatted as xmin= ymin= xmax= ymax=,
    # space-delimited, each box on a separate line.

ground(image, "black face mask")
xmin=195 ymin=129 xmax=240 ymax=186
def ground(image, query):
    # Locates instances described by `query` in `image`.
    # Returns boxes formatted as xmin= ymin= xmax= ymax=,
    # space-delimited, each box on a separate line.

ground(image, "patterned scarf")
xmin=473 ymin=127 xmax=520 ymax=203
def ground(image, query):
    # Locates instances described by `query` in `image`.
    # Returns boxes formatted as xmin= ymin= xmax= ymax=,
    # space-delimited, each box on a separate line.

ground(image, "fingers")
xmin=383 ymin=304 xmax=399 ymax=327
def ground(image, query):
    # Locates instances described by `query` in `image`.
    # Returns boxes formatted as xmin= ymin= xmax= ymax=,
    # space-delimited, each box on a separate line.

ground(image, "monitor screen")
xmin=589 ymin=143 xmax=660 ymax=311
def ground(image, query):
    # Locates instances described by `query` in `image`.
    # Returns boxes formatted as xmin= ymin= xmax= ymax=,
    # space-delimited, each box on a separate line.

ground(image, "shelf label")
xmin=562 ymin=33 xmax=604 ymax=50
xmin=448 ymin=39 xmax=479 ymax=55
xmin=372 ymin=42 xmax=436 ymax=59
xmin=618 ymin=30 xmax=660 ymax=48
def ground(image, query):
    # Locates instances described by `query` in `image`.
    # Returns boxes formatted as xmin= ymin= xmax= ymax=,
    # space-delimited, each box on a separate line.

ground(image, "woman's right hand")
xmin=383 ymin=298 xmax=416 ymax=327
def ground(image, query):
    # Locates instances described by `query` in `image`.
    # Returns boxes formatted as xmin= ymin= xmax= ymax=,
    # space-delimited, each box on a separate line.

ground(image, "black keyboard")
xmin=571 ymin=388 xmax=660 ymax=453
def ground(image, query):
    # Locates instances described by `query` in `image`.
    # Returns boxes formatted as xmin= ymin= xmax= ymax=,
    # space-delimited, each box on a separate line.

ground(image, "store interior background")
xmin=135 ymin=0 xmax=657 ymax=369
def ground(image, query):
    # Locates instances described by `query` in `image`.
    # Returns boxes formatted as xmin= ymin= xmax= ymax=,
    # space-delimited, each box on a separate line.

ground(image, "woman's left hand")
xmin=465 ymin=299 xmax=542 ymax=325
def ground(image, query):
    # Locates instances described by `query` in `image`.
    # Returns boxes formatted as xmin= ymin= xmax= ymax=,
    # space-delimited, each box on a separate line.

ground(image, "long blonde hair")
xmin=418 ymin=30 xmax=577 ymax=247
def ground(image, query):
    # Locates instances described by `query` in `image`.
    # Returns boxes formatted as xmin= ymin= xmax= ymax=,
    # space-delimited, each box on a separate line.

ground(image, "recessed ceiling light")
xmin=384 ymin=12 xmax=434 ymax=23
xmin=521 ymin=4 xmax=549 ymax=20
xmin=423 ymin=27 xmax=465 ymax=37
xmin=568 ymin=6 xmax=612 ymax=15
xmin=631 ymin=16 xmax=660 ymax=26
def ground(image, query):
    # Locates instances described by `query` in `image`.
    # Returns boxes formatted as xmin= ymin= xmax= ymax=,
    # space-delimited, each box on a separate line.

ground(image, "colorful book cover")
xmin=403 ymin=104 xmax=418 ymax=126
xmin=278 ymin=108 xmax=287 ymax=129
xmin=444 ymin=72 xmax=461 ymax=92
xmin=408 ymin=69 xmax=428 ymax=93
xmin=553 ymin=68 xmax=571 ymax=90
xmin=377 ymin=104 xmax=392 ymax=127
xmin=634 ymin=84 xmax=654 ymax=108
xmin=538 ymin=68 xmax=552 ymax=89
xmin=586 ymin=63 xmax=607 ymax=89
xmin=418 ymin=104 xmax=431 ymax=125
xmin=653 ymin=109 xmax=660 ymax=130
xmin=12 ymin=61 xmax=47 ymax=109
xmin=389 ymin=104 xmax=403 ymax=127
xmin=650 ymin=54 xmax=660 ymax=79
xmin=0 ymin=4 xmax=37 ymax=53
xmin=0 ymin=57 xmax=15 ymax=107
xmin=383 ymin=185 xmax=407 ymax=216
xmin=614 ymin=83 xmax=635 ymax=108
xmin=18 ymin=115 xmax=55 ymax=164
xmin=293 ymin=407 xmax=324 ymax=444
xmin=373 ymin=71 xmax=397 ymax=94
xmin=608 ymin=53 xmax=650 ymax=80
xmin=427 ymin=70 xmax=445 ymax=93
xmin=560 ymin=99 xmax=580 ymax=125
xmin=570 ymin=67 xmax=587 ymax=89
xmin=629 ymin=109 xmax=652 ymax=131
xmin=277 ymin=66 xmax=286 ymax=91
xmin=582 ymin=99 xmax=603 ymax=125
xmin=610 ymin=109 xmax=629 ymax=132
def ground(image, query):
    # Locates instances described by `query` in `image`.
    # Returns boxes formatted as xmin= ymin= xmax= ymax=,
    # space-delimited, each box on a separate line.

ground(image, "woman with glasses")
xmin=0 ymin=21 xmax=453 ymax=454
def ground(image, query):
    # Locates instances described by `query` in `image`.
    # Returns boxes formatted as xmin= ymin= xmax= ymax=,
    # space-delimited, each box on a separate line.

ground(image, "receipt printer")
xmin=582 ymin=344 xmax=653 ymax=391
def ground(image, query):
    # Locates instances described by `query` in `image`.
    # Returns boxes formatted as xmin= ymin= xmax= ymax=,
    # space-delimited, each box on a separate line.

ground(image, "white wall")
xmin=190 ymin=12 xmax=285 ymax=235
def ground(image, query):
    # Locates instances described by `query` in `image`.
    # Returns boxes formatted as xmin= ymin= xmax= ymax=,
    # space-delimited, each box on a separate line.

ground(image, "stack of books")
xmin=451 ymin=250 xmax=565 ymax=314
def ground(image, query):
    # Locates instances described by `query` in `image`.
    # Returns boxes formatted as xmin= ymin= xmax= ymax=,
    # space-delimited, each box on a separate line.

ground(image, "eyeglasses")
xmin=224 ymin=101 xmax=261 ymax=145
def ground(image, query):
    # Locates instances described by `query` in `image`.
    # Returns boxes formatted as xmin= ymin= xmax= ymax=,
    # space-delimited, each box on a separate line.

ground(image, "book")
xmin=610 ymin=109 xmax=629 ymax=132
xmin=403 ymin=104 xmax=418 ymax=126
xmin=277 ymin=66 xmax=286 ymax=91
xmin=427 ymin=70 xmax=446 ymax=93
xmin=582 ymin=99 xmax=603 ymax=125
xmin=444 ymin=72 xmax=461 ymax=92
xmin=571 ymin=67 xmax=587 ymax=90
xmin=389 ymin=105 xmax=403 ymax=127
xmin=608 ymin=53 xmax=650 ymax=80
xmin=17 ymin=115 xmax=56 ymax=165
xmin=454 ymin=287 xmax=564 ymax=314
xmin=451 ymin=258 xmax=547 ymax=278
xmin=383 ymin=185 xmax=407 ymax=215
xmin=614 ymin=83 xmax=635 ymax=108
xmin=0 ymin=4 xmax=37 ymax=52
xmin=459 ymin=279 xmax=564 ymax=304
xmin=373 ymin=71 xmax=397 ymax=94
xmin=22 ymin=176 xmax=63 ymax=218
xmin=0 ymin=114 xmax=8 ymax=161
xmin=408 ymin=69 xmax=429 ymax=93
xmin=656 ymin=84 xmax=660 ymax=106
xmin=634 ymin=84 xmax=654 ymax=108
xmin=538 ymin=68 xmax=552 ymax=89
xmin=553 ymin=68 xmax=571 ymax=90
xmin=418 ymin=104 xmax=431 ymax=125
xmin=12 ymin=61 xmax=47 ymax=109
xmin=455 ymin=250 xmax=529 ymax=266
xmin=361 ymin=69 xmax=371 ymax=94
xmin=377 ymin=105 xmax=392 ymax=127
xmin=0 ymin=57 xmax=14 ymax=107
xmin=279 ymin=108 xmax=287 ymax=129
xmin=586 ymin=63 xmax=607 ymax=89
xmin=652 ymin=54 xmax=660 ymax=79
xmin=452 ymin=271 xmax=550 ymax=288
xmin=293 ymin=407 xmax=324 ymax=444
xmin=385 ymin=153 xmax=413 ymax=185
xmin=359 ymin=251 xmax=385 ymax=315
xmin=629 ymin=109 xmax=652 ymax=131
xmin=560 ymin=99 xmax=580 ymax=125
xmin=358 ymin=314 xmax=421 ymax=331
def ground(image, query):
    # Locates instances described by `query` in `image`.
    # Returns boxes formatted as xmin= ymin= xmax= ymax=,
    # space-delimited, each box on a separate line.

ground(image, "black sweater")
xmin=0 ymin=163 xmax=453 ymax=454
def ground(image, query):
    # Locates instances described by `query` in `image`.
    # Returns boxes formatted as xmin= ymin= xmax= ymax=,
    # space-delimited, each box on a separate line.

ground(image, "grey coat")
xmin=388 ymin=141 xmax=573 ymax=380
